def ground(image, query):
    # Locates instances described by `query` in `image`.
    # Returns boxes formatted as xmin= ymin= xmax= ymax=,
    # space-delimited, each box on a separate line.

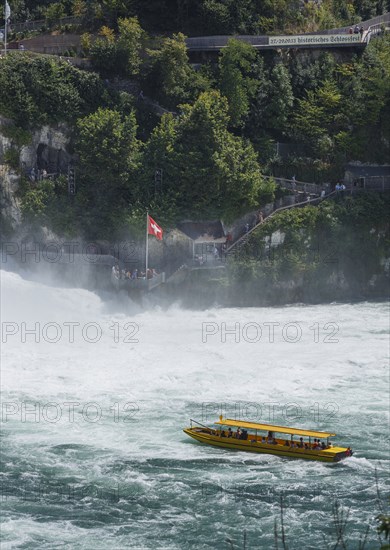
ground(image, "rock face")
xmin=0 ymin=120 xmax=72 ymax=231
xmin=0 ymin=117 xmax=72 ymax=173
xmin=20 ymin=124 xmax=72 ymax=174
xmin=0 ymin=165 xmax=22 ymax=230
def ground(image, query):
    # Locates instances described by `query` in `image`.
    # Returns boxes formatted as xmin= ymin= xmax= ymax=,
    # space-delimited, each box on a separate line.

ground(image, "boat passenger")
xmin=236 ymin=428 xmax=241 ymax=439
xmin=221 ymin=430 xmax=226 ymax=437
xmin=284 ymin=440 xmax=290 ymax=447
xmin=321 ymin=441 xmax=326 ymax=449
xmin=298 ymin=437 xmax=304 ymax=448
xmin=304 ymin=443 xmax=309 ymax=449
xmin=272 ymin=438 xmax=278 ymax=445
xmin=312 ymin=439 xmax=318 ymax=449
xmin=227 ymin=428 xmax=233 ymax=438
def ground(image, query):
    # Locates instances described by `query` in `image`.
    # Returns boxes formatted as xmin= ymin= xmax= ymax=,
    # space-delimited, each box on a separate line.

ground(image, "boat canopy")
xmin=214 ymin=418 xmax=336 ymax=438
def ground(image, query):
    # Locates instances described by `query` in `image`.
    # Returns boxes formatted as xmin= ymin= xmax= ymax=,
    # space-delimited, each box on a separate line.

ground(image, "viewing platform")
xmin=111 ymin=271 xmax=166 ymax=292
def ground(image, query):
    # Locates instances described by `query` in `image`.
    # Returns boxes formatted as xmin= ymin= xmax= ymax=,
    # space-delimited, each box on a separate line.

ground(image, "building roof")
xmin=214 ymin=418 xmax=336 ymax=438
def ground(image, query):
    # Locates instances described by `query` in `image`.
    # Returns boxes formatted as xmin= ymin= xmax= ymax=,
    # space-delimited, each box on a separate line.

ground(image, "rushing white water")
xmin=1 ymin=269 xmax=389 ymax=549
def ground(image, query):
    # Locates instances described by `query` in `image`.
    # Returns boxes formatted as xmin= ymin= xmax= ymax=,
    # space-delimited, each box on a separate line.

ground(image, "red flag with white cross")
xmin=147 ymin=215 xmax=163 ymax=240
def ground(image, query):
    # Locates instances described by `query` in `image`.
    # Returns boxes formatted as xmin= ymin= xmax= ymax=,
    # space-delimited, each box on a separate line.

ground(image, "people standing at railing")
xmin=335 ymin=183 xmax=346 ymax=197
xmin=111 ymin=266 xmax=160 ymax=281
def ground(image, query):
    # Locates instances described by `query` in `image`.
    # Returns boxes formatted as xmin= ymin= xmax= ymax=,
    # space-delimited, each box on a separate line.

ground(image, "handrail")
xmin=11 ymin=15 xmax=82 ymax=33
xmin=226 ymin=190 xmax=339 ymax=254
xmin=189 ymin=418 xmax=213 ymax=430
xmin=186 ymin=13 xmax=389 ymax=51
xmin=262 ymin=174 xmax=324 ymax=194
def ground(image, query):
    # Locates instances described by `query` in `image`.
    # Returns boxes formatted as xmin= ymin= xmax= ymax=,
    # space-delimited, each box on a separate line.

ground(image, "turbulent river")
xmin=1 ymin=269 xmax=389 ymax=549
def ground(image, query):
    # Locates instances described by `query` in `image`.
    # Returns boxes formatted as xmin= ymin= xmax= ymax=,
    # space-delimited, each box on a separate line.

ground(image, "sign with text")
xmin=269 ymin=34 xmax=362 ymax=47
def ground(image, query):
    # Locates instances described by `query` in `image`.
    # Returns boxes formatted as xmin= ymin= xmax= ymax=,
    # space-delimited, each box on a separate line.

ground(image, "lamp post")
xmin=4 ymin=0 xmax=11 ymax=55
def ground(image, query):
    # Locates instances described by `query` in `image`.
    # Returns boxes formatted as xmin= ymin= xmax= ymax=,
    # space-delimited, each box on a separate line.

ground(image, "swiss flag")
xmin=147 ymin=215 xmax=163 ymax=240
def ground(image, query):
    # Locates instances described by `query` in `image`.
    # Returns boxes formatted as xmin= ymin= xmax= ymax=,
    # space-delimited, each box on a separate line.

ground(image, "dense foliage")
xmin=0 ymin=54 xmax=109 ymax=128
xmin=228 ymin=193 xmax=390 ymax=304
xmin=8 ymin=0 xmax=390 ymax=35
xmin=1 ymin=0 xmax=390 ymax=238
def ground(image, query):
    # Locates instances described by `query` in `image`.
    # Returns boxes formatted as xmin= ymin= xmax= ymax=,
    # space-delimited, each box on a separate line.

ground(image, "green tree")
xmin=117 ymin=17 xmax=144 ymax=76
xmin=0 ymin=54 xmax=107 ymax=128
xmin=90 ymin=18 xmax=144 ymax=77
xmin=45 ymin=1 xmax=66 ymax=24
xmin=292 ymin=79 xmax=342 ymax=154
xmin=200 ymin=0 xmax=232 ymax=34
xmin=218 ymin=38 xmax=258 ymax=127
xmin=264 ymin=62 xmax=294 ymax=132
xmin=146 ymin=33 xmax=208 ymax=108
xmin=21 ymin=179 xmax=56 ymax=223
xmin=76 ymin=108 xmax=141 ymax=235
xmin=89 ymin=33 xmax=118 ymax=76
xmin=140 ymin=91 xmax=273 ymax=220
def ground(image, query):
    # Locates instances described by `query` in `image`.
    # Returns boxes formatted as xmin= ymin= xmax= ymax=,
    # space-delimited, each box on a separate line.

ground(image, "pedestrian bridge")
xmin=186 ymin=13 xmax=389 ymax=52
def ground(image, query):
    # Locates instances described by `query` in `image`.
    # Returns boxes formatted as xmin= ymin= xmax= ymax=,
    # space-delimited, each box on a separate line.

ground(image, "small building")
xmin=176 ymin=220 xmax=226 ymax=264
xmin=344 ymin=163 xmax=390 ymax=191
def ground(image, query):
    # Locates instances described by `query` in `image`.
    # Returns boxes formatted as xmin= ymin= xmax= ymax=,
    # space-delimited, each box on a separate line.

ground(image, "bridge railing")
xmin=111 ymin=271 xmax=165 ymax=291
xmin=365 ymin=23 xmax=386 ymax=43
xmin=263 ymin=175 xmax=324 ymax=195
xmin=226 ymin=190 xmax=338 ymax=255
xmin=186 ymin=12 xmax=389 ymax=51
xmin=11 ymin=15 xmax=82 ymax=33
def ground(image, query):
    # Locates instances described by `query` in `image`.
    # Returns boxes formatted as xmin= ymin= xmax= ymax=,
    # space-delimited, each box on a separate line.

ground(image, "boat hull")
xmin=183 ymin=428 xmax=349 ymax=462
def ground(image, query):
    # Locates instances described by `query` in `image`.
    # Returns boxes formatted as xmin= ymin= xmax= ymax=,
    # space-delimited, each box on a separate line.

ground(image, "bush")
xmin=21 ymin=179 xmax=55 ymax=222
xmin=0 ymin=54 xmax=109 ymax=128
xmin=1 ymin=124 xmax=31 ymax=146
xmin=4 ymin=148 xmax=20 ymax=169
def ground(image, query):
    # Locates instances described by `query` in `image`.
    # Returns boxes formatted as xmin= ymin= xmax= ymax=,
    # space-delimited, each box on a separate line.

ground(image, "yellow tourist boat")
xmin=183 ymin=416 xmax=353 ymax=463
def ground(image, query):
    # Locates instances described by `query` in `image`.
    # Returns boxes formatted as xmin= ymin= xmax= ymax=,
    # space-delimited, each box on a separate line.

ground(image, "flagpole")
xmin=145 ymin=210 xmax=149 ymax=277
